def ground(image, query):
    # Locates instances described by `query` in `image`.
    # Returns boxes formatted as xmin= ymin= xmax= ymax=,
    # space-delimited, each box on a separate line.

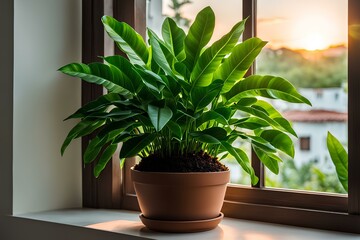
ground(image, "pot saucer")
xmin=139 ymin=212 xmax=224 ymax=233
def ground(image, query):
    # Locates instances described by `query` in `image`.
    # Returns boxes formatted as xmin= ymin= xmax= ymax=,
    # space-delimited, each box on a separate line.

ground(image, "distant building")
xmin=281 ymin=88 xmax=348 ymax=172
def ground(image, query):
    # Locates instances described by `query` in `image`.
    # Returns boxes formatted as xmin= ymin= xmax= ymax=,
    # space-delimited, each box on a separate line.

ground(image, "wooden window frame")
xmin=82 ymin=0 xmax=360 ymax=233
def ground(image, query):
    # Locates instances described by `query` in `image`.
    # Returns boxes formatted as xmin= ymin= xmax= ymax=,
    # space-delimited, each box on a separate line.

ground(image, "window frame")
xmin=82 ymin=0 xmax=360 ymax=233
xmin=299 ymin=136 xmax=311 ymax=151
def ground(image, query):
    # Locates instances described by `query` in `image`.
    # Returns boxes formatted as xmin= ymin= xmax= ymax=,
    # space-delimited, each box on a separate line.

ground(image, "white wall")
xmin=292 ymin=122 xmax=347 ymax=173
xmin=13 ymin=0 xmax=82 ymax=214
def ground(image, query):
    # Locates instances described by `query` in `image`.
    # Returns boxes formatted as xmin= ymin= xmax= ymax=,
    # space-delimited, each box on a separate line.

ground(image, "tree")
xmin=168 ymin=0 xmax=192 ymax=27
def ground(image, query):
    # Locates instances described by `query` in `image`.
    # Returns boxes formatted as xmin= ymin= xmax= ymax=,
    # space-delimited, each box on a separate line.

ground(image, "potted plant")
xmin=60 ymin=6 xmax=310 ymax=232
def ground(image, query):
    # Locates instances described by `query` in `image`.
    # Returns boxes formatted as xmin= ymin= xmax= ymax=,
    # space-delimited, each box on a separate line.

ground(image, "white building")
xmin=282 ymin=88 xmax=348 ymax=172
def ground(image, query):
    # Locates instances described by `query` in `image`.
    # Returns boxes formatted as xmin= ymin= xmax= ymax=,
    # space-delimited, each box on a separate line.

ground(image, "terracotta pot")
xmin=131 ymin=168 xmax=230 ymax=232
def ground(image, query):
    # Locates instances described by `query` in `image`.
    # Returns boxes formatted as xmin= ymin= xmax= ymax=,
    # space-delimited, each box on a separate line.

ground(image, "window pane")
xmin=147 ymin=0 xmax=250 ymax=185
xmin=257 ymin=0 xmax=348 ymax=193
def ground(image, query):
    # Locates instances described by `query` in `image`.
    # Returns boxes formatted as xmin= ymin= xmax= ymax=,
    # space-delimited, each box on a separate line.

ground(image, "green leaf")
xmin=148 ymin=29 xmax=175 ymax=76
xmin=120 ymin=133 xmax=156 ymax=158
xmin=252 ymin=100 xmax=296 ymax=136
xmin=258 ymin=130 xmax=294 ymax=158
xmin=327 ymin=132 xmax=348 ymax=192
xmin=103 ymin=55 xmax=143 ymax=93
xmin=191 ymin=79 xmax=223 ymax=112
xmin=84 ymin=137 xmax=103 ymax=164
xmin=174 ymin=62 xmax=190 ymax=80
xmin=236 ymin=97 xmax=258 ymax=106
xmin=61 ymin=120 xmax=105 ymax=156
xmin=94 ymin=144 xmax=118 ymax=178
xmin=183 ymin=6 xmax=215 ymax=72
xmin=190 ymin=127 xmax=227 ymax=144
xmin=196 ymin=110 xmax=228 ymax=127
xmin=232 ymin=131 xmax=277 ymax=153
xmin=215 ymin=37 xmax=267 ymax=93
xmin=148 ymin=105 xmax=173 ymax=131
xmin=166 ymin=120 xmax=183 ymax=140
xmin=190 ymin=19 xmax=246 ymax=87
xmin=224 ymin=75 xmax=311 ymax=105
xmin=65 ymin=93 xmax=121 ymax=120
xmin=85 ymin=109 xmax=141 ymax=121
xmin=233 ymin=117 xmax=270 ymax=130
xmin=102 ymin=16 xmax=149 ymax=65
xmin=162 ymin=17 xmax=186 ymax=61
xmin=59 ymin=63 xmax=132 ymax=96
xmin=220 ymin=141 xmax=258 ymax=185
xmin=233 ymin=104 xmax=296 ymax=136
xmin=253 ymin=146 xmax=282 ymax=174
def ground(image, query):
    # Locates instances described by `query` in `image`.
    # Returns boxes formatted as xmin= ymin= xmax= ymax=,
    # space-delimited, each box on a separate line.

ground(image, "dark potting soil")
xmin=134 ymin=151 xmax=229 ymax=172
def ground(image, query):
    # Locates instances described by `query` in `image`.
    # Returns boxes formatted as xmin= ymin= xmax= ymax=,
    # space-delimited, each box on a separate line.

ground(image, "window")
xmin=82 ymin=0 xmax=360 ymax=233
xmin=299 ymin=137 xmax=311 ymax=151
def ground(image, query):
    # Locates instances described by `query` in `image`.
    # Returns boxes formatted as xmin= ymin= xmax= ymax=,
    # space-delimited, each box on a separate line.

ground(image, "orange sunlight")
xmin=302 ymin=33 xmax=329 ymax=51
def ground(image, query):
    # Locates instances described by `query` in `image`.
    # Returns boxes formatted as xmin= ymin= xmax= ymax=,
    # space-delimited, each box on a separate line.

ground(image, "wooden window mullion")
xmin=243 ymin=0 xmax=264 ymax=188
xmin=348 ymin=0 xmax=360 ymax=215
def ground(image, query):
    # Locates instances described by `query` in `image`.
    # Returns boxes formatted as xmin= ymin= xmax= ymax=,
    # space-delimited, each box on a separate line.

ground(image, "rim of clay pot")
xmin=131 ymin=167 xmax=230 ymax=186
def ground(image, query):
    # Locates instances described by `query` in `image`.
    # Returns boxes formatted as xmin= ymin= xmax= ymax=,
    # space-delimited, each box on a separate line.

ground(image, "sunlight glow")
xmin=302 ymin=34 xmax=329 ymax=51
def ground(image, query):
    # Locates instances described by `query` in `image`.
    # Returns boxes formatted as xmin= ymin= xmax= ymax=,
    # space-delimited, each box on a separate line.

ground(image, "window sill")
xmin=15 ymin=208 xmax=359 ymax=240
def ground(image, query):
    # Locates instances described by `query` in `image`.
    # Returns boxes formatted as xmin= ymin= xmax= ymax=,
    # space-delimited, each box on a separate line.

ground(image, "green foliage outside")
xmin=257 ymin=47 xmax=347 ymax=88
xmin=266 ymin=159 xmax=346 ymax=194
xmin=167 ymin=0 xmax=192 ymax=27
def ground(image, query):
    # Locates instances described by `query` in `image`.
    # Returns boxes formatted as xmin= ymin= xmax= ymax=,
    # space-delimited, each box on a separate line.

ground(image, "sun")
xmin=302 ymin=33 xmax=329 ymax=51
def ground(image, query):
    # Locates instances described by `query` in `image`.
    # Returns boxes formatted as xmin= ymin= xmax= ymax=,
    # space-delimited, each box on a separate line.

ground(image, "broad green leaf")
xmin=59 ymin=63 xmax=132 ymax=96
xmin=120 ymin=133 xmax=156 ymax=158
xmin=94 ymin=144 xmax=118 ymax=178
xmin=233 ymin=104 xmax=296 ymax=136
xmin=102 ymin=16 xmax=149 ymax=65
xmin=234 ymin=117 xmax=270 ymax=130
xmin=196 ymin=110 xmax=228 ymax=127
xmin=162 ymin=18 xmax=186 ymax=61
xmin=215 ymin=38 xmax=267 ymax=93
xmin=61 ymin=120 xmax=105 ymax=156
xmin=166 ymin=120 xmax=183 ymax=140
xmin=190 ymin=19 xmax=246 ymax=87
xmin=252 ymin=100 xmax=296 ymax=136
xmin=232 ymin=131 xmax=277 ymax=153
xmin=191 ymin=80 xmax=223 ymax=112
xmin=84 ymin=129 xmax=125 ymax=164
xmin=183 ymin=7 xmax=215 ymax=71
xmin=174 ymin=62 xmax=190 ymax=80
xmin=253 ymin=146 xmax=282 ymax=174
xmin=220 ymin=141 xmax=258 ymax=185
xmin=97 ymin=121 xmax=140 ymax=138
xmin=136 ymin=67 xmax=166 ymax=94
xmin=148 ymin=105 xmax=173 ymax=131
xmin=161 ymin=75 xmax=181 ymax=97
xmin=214 ymin=107 xmax=233 ymax=121
xmin=237 ymin=97 xmax=258 ymax=106
xmin=148 ymin=29 xmax=176 ymax=76
xmin=65 ymin=93 xmax=121 ymax=120
xmin=103 ymin=55 xmax=143 ymax=93
xmin=84 ymin=136 xmax=103 ymax=164
xmin=327 ymin=132 xmax=348 ymax=192
xmin=224 ymin=75 xmax=311 ymax=105
xmin=258 ymin=130 xmax=294 ymax=158
xmin=190 ymin=127 xmax=227 ymax=144
xmin=85 ymin=109 xmax=140 ymax=121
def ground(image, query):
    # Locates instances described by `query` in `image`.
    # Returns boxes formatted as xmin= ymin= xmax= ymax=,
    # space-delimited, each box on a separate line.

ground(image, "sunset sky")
xmin=162 ymin=0 xmax=348 ymax=50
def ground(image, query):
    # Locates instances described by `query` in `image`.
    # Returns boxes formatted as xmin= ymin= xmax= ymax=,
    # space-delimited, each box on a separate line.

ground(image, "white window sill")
xmin=16 ymin=208 xmax=359 ymax=240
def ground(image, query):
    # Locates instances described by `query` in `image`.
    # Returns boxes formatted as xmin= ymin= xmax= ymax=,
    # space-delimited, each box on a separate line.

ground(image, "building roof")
xmin=283 ymin=110 xmax=348 ymax=122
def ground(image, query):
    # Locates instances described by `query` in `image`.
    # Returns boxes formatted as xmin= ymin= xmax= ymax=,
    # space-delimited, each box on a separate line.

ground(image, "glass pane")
xmin=147 ymin=0 xmax=250 ymax=185
xmin=257 ymin=0 xmax=348 ymax=193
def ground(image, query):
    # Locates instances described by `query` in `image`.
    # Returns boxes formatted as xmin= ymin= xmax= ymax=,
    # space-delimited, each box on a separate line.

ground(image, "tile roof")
xmin=283 ymin=110 xmax=347 ymax=122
